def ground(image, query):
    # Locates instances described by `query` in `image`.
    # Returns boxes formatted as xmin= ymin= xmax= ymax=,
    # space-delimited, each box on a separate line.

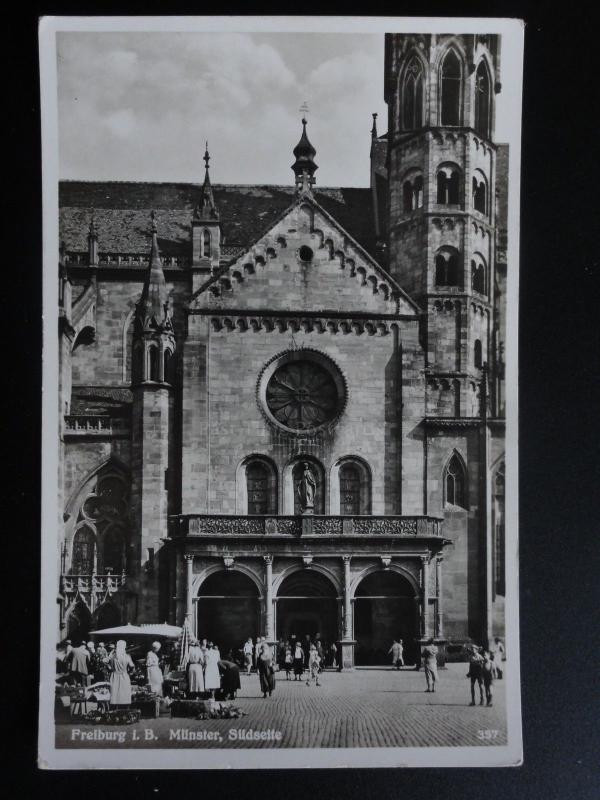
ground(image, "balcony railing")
xmin=60 ymin=572 xmax=127 ymax=594
xmin=172 ymin=514 xmax=443 ymax=538
xmin=64 ymin=252 xmax=190 ymax=268
xmin=64 ymin=415 xmax=130 ymax=436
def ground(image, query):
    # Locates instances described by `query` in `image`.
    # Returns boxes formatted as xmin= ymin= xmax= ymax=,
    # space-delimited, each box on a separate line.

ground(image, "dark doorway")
xmin=354 ymin=571 xmax=418 ymax=666
xmin=66 ymin=598 xmax=92 ymax=644
xmin=94 ymin=600 xmax=121 ymax=631
xmin=197 ymin=571 xmax=260 ymax=659
xmin=276 ymin=570 xmax=338 ymax=648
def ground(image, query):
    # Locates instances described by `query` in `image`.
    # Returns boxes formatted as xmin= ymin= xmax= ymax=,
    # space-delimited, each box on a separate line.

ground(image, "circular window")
xmin=298 ymin=245 xmax=313 ymax=262
xmin=258 ymin=350 xmax=346 ymax=434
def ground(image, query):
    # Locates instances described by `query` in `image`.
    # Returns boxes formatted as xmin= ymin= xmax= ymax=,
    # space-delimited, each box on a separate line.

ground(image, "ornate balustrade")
xmin=61 ymin=572 xmax=128 ymax=594
xmin=171 ymin=514 xmax=443 ymax=538
xmin=64 ymin=415 xmax=130 ymax=437
xmin=65 ymin=252 xmax=190 ymax=268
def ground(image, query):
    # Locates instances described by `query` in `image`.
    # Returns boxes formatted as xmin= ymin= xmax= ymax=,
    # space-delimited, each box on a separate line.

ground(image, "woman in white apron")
xmin=108 ymin=640 xmax=134 ymax=707
xmin=187 ymin=639 xmax=205 ymax=697
xmin=146 ymin=641 xmax=164 ymax=696
xmin=204 ymin=643 xmax=221 ymax=697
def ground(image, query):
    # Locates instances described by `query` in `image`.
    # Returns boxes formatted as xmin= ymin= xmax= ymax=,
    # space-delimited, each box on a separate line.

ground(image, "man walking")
xmin=466 ymin=645 xmax=485 ymax=706
xmin=422 ymin=639 xmax=438 ymax=693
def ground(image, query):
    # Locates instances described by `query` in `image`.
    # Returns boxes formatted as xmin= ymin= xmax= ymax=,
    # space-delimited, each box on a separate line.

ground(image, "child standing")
xmin=481 ymin=650 xmax=494 ymax=707
xmin=306 ymin=644 xmax=321 ymax=687
xmin=284 ymin=646 xmax=293 ymax=680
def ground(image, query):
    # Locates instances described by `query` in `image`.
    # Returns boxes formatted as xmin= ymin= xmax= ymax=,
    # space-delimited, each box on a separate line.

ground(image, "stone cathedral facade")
xmin=56 ymin=33 xmax=507 ymax=667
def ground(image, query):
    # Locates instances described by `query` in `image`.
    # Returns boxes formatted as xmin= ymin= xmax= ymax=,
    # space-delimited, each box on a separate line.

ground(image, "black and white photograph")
xmin=39 ymin=16 xmax=524 ymax=769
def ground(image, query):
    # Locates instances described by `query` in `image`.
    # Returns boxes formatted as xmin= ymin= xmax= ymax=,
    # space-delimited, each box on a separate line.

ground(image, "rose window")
xmin=261 ymin=352 xmax=346 ymax=434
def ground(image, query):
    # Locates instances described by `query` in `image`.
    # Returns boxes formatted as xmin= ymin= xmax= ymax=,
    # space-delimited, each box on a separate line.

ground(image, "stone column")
xmin=264 ymin=555 xmax=274 ymax=642
xmin=435 ymin=556 xmax=444 ymax=637
xmin=185 ymin=555 xmax=194 ymax=626
xmin=337 ymin=555 xmax=356 ymax=670
xmin=421 ymin=556 xmax=430 ymax=638
xmin=343 ymin=555 xmax=352 ymax=639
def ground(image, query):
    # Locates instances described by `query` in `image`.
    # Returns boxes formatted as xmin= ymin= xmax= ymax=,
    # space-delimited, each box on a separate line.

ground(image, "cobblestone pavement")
xmin=56 ymin=664 xmax=507 ymax=749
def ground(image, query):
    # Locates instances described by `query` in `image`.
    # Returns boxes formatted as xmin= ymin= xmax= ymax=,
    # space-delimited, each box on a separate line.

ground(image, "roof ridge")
xmin=59 ymin=179 xmax=370 ymax=191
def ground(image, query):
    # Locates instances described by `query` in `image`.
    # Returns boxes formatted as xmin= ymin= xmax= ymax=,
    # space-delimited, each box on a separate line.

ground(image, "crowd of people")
xmin=57 ymin=633 xmax=506 ymax=709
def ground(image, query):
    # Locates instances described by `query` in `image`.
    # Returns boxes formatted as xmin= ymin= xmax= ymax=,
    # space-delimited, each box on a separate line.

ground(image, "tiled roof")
xmin=59 ymin=182 xmax=377 ymax=259
xmin=70 ymin=386 xmax=132 ymax=416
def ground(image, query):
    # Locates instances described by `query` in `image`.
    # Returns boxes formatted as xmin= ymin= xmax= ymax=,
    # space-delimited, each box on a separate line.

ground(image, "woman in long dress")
xmin=187 ymin=639 xmax=205 ymax=697
xmin=108 ymin=640 xmax=134 ymax=707
xmin=204 ymin=643 xmax=221 ymax=697
xmin=257 ymin=642 xmax=275 ymax=698
xmin=146 ymin=641 xmax=164 ymax=696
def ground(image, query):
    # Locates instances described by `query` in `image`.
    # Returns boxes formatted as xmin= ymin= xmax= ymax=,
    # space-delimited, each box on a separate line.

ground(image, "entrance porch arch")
xmin=195 ymin=569 xmax=261 ymax=659
xmin=275 ymin=569 xmax=339 ymax=648
xmin=352 ymin=568 xmax=419 ymax=666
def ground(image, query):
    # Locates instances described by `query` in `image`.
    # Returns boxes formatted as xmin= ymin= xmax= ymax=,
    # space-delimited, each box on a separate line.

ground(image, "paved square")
xmin=56 ymin=664 xmax=507 ymax=750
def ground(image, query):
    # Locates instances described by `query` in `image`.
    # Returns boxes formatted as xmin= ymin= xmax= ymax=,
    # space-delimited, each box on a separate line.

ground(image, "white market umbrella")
xmin=89 ymin=623 xmax=144 ymax=636
xmin=138 ymin=623 xmax=182 ymax=639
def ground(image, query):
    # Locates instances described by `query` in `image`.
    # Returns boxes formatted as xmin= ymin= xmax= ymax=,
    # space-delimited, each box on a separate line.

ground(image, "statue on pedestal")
xmin=297 ymin=462 xmax=316 ymax=515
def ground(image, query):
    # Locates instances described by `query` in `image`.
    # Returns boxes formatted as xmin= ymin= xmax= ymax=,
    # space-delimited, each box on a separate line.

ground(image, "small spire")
xmin=195 ymin=142 xmax=219 ymax=220
xmin=292 ymin=116 xmax=318 ymax=192
xmin=136 ymin=211 xmax=170 ymax=330
xmin=87 ymin=208 xmax=98 ymax=266
xmin=371 ymin=113 xmax=378 ymax=139
xmin=88 ymin=209 xmax=97 ymax=238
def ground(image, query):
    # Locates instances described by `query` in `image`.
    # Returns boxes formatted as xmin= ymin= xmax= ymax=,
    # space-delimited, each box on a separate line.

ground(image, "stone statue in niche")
xmin=297 ymin=462 xmax=316 ymax=515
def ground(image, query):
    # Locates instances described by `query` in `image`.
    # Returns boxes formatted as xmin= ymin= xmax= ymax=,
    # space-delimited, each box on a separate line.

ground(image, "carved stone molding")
xmin=223 ymin=556 xmax=235 ymax=570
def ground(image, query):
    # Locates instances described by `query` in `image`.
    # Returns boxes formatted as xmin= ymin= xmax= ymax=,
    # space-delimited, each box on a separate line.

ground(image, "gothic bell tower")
xmin=384 ymin=33 xmax=502 ymax=418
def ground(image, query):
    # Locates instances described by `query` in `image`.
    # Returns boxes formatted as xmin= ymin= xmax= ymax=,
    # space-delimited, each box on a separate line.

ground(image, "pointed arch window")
xmin=474 ymin=338 xmax=483 ymax=369
xmin=72 ymin=525 xmax=95 ymax=574
xmin=202 ymin=229 xmax=211 ymax=258
xmin=102 ymin=525 xmax=125 ymax=573
xmin=444 ymin=453 xmax=467 ymax=508
xmin=148 ymin=345 xmax=159 ymax=381
xmin=402 ymin=58 xmax=424 ymax=130
xmin=440 ymin=50 xmax=462 ymax=126
xmin=475 ymin=61 xmax=491 ymax=138
xmin=163 ymin=348 xmax=173 ymax=384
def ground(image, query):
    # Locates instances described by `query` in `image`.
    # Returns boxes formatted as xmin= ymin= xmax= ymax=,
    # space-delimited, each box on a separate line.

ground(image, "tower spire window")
xmin=440 ymin=50 xmax=462 ymax=126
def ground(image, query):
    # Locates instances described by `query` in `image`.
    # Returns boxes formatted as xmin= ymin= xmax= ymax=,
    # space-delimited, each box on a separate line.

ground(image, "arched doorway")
xmin=354 ymin=571 xmax=418 ymax=666
xmin=276 ymin=570 xmax=338 ymax=648
xmin=93 ymin=600 xmax=121 ymax=631
xmin=66 ymin=598 xmax=92 ymax=644
xmin=196 ymin=571 xmax=261 ymax=659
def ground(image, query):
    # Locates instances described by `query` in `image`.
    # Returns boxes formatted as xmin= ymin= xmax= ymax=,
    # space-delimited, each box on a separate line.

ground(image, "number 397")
xmin=477 ymin=729 xmax=499 ymax=740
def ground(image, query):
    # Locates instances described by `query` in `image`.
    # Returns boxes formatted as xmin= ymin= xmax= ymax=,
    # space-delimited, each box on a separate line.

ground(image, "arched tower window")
xmin=339 ymin=464 xmax=361 ymax=515
xmin=435 ymin=248 xmax=460 ymax=287
xmin=474 ymin=338 xmax=483 ymax=369
xmin=202 ymin=229 xmax=211 ymax=258
xmin=471 ymin=256 xmax=487 ymax=295
xmin=436 ymin=164 xmax=461 ymax=204
xmin=440 ymin=50 xmax=462 ymax=126
xmin=402 ymin=171 xmax=424 ymax=212
xmin=493 ymin=462 xmax=505 ymax=595
xmin=71 ymin=525 xmax=95 ymax=574
xmin=472 ymin=171 xmax=488 ymax=214
xmin=444 ymin=453 xmax=467 ymax=508
xmin=402 ymin=58 xmax=424 ymax=130
xmin=475 ymin=61 xmax=491 ymax=138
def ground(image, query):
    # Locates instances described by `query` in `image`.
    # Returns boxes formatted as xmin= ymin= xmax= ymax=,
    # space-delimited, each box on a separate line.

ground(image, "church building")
xmin=56 ymin=33 xmax=507 ymax=667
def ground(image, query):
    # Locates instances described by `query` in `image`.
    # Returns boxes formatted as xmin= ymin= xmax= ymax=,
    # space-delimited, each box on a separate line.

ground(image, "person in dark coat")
xmin=218 ymin=659 xmax=242 ymax=700
xmin=292 ymin=641 xmax=304 ymax=680
xmin=466 ymin=645 xmax=485 ymax=706
xmin=257 ymin=643 xmax=275 ymax=698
